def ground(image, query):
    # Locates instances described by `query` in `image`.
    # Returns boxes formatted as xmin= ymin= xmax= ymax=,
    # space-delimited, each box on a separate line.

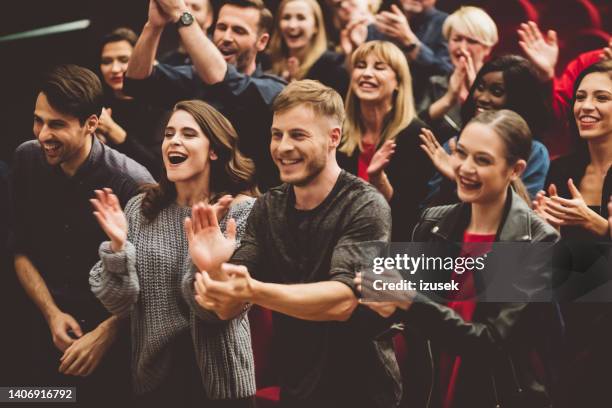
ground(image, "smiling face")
xmin=473 ymin=71 xmax=506 ymax=114
xmin=574 ymin=71 xmax=612 ymax=142
xmin=452 ymin=122 xmax=523 ymax=205
xmin=214 ymin=4 xmax=269 ymax=73
xmin=351 ymin=52 xmax=398 ymax=105
xmin=100 ymin=40 xmax=133 ymax=92
xmin=271 ymin=105 xmax=336 ymax=186
xmin=279 ymin=0 xmax=317 ymax=52
xmin=447 ymin=28 xmax=490 ymax=70
xmin=33 ymin=92 xmax=95 ymax=171
xmin=162 ymin=109 xmax=216 ymax=183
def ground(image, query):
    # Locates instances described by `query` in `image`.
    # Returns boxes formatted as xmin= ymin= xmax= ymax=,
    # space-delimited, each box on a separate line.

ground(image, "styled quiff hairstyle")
xmin=272 ymin=79 xmax=345 ymax=126
xmin=268 ymin=0 xmax=328 ymax=80
xmin=442 ymin=6 xmax=498 ymax=47
xmin=38 ymin=64 xmax=103 ymax=125
xmin=141 ymin=100 xmax=258 ymax=221
xmin=340 ymin=41 xmax=416 ymax=156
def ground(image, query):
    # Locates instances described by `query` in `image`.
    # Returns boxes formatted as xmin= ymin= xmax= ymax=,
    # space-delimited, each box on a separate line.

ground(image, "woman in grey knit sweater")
xmin=89 ymin=100 xmax=258 ymax=407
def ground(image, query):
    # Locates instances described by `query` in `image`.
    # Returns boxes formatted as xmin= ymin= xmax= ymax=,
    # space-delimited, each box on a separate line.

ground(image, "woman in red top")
xmin=357 ymin=109 xmax=560 ymax=408
xmin=336 ymin=40 xmax=434 ymax=240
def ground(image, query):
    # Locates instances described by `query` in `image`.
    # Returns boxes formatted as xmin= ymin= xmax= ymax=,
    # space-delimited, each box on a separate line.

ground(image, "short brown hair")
xmin=38 ymin=64 xmax=103 ymax=125
xmin=222 ymin=0 xmax=273 ymax=34
xmin=272 ymin=79 xmax=345 ymax=126
xmin=99 ymin=27 xmax=138 ymax=53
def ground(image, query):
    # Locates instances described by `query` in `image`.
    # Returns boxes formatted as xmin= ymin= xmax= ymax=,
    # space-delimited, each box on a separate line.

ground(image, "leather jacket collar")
xmin=430 ymin=188 xmax=533 ymax=242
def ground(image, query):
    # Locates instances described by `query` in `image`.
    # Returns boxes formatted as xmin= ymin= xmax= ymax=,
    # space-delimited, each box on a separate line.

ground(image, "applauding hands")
xmin=518 ymin=21 xmax=558 ymax=81
xmin=533 ymin=179 xmax=610 ymax=236
xmin=185 ymin=199 xmax=237 ymax=280
xmin=420 ymin=129 xmax=456 ymax=181
xmin=91 ymin=188 xmax=127 ymax=253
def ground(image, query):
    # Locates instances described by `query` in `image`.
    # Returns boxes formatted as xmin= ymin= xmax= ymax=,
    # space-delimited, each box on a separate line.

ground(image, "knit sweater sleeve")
xmin=89 ymin=194 xmax=143 ymax=318
xmin=181 ymin=198 xmax=256 ymax=322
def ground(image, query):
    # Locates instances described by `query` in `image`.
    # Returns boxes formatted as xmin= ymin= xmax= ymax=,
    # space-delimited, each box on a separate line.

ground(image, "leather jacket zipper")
xmin=507 ymin=355 xmax=523 ymax=394
xmin=490 ymin=371 xmax=501 ymax=408
xmin=426 ymin=340 xmax=434 ymax=408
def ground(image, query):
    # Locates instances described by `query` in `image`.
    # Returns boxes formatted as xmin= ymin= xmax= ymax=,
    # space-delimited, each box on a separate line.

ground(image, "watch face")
xmin=180 ymin=12 xmax=194 ymax=26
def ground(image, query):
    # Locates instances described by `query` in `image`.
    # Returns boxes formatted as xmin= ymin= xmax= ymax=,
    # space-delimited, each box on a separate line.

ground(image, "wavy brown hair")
xmin=141 ymin=100 xmax=258 ymax=221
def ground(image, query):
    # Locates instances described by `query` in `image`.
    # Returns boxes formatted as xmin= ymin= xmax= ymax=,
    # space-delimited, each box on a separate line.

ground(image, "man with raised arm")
xmin=10 ymin=65 xmax=152 ymax=405
xmin=125 ymin=0 xmax=285 ymax=190
xmin=185 ymin=80 xmax=401 ymax=408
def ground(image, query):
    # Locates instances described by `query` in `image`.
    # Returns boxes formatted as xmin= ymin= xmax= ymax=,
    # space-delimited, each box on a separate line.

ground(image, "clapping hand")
xmin=448 ymin=51 xmax=474 ymax=103
xmin=367 ymin=140 xmax=396 ymax=179
xmin=281 ymin=57 xmax=300 ymax=82
xmin=340 ymin=17 xmax=368 ymax=58
xmin=374 ymin=5 xmax=418 ymax=50
xmin=534 ymin=179 xmax=610 ymax=236
xmin=97 ymin=108 xmax=127 ymax=145
xmin=91 ymin=188 xmax=127 ymax=253
xmin=419 ymin=129 xmax=455 ymax=180
xmin=185 ymin=201 xmax=237 ymax=280
xmin=193 ymin=263 xmax=255 ymax=319
xmin=148 ymin=0 xmax=173 ymax=28
xmin=533 ymin=184 xmax=561 ymax=230
xmin=518 ymin=21 xmax=558 ymax=80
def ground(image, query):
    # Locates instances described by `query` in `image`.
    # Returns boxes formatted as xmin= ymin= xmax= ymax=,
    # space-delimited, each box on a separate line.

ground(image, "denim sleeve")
xmin=522 ymin=141 xmax=550 ymax=199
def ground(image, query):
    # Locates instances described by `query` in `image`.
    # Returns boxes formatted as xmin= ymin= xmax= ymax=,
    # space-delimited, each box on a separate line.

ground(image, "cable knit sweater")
xmin=89 ymin=194 xmax=256 ymax=398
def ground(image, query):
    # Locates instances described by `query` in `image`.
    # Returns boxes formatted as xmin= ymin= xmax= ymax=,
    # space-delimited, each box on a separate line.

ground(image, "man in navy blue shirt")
xmin=11 ymin=65 xmax=153 ymax=405
xmin=125 ymin=0 xmax=286 ymax=191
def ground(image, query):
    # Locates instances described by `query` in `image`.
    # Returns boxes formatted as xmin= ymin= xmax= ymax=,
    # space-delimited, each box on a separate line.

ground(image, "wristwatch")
xmin=176 ymin=11 xmax=194 ymax=28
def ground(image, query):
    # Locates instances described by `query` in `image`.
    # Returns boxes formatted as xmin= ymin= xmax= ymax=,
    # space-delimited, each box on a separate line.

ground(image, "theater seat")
xmin=540 ymin=0 xmax=602 ymax=36
xmin=478 ymin=0 xmax=540 ymax=57
xmin=558 ymin=28 xmax=611 ymax=70
xmin=248 ymin=305 xmax=280 ymax=406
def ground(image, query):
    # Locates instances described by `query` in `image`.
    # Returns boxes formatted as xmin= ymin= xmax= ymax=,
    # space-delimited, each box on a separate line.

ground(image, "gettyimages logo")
xmin=372 ymin=254 xmax=487 ymax=275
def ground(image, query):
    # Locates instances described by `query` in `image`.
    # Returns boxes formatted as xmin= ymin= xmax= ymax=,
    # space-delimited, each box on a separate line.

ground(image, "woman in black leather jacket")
xmin=357 ymin=109 xmax=560 ymax=408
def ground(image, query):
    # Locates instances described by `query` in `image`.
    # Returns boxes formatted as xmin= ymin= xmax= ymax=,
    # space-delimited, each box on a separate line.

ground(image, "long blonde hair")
xmin=340 ymin=41 xmax=416 ymax=156
xmin=267 ymin=0 xmax=328 ymax=80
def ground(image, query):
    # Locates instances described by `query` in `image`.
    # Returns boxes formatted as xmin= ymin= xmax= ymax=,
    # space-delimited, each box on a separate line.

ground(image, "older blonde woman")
xmin=418 ymin=6 xmax=498 ymax=143
xmin=267 ymin=0 xmax=349 ymax=95
xmin=337 ymin=40 xmax=433 ymax=240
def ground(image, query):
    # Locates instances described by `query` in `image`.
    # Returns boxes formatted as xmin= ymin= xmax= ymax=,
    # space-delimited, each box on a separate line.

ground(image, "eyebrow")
xmin=457 ymin=143 xmax=495 ymax=158
xmin=271 ymin=127 xmax=311 ymax=133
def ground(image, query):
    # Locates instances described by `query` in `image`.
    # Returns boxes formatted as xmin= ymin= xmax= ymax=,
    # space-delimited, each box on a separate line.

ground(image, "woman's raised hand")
xmin=544 ymin=179 xmax=609 ymax=235
xmin=91 ymin=188 xmax=127 ymax=253
xmin=532 ymin=184 xmax=562 ymax=230
xmin=367 ymin=140 xmax=396 ymax=178
xmin=185 ymin=201 xmax=237 ymax=280
xmin=517 ymin=21 xmax=558 ymax=80
xmin=448 ymin=57 xmax=469 ymax=103
xmin=419 ymin=129 xmax=455 ymax=180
